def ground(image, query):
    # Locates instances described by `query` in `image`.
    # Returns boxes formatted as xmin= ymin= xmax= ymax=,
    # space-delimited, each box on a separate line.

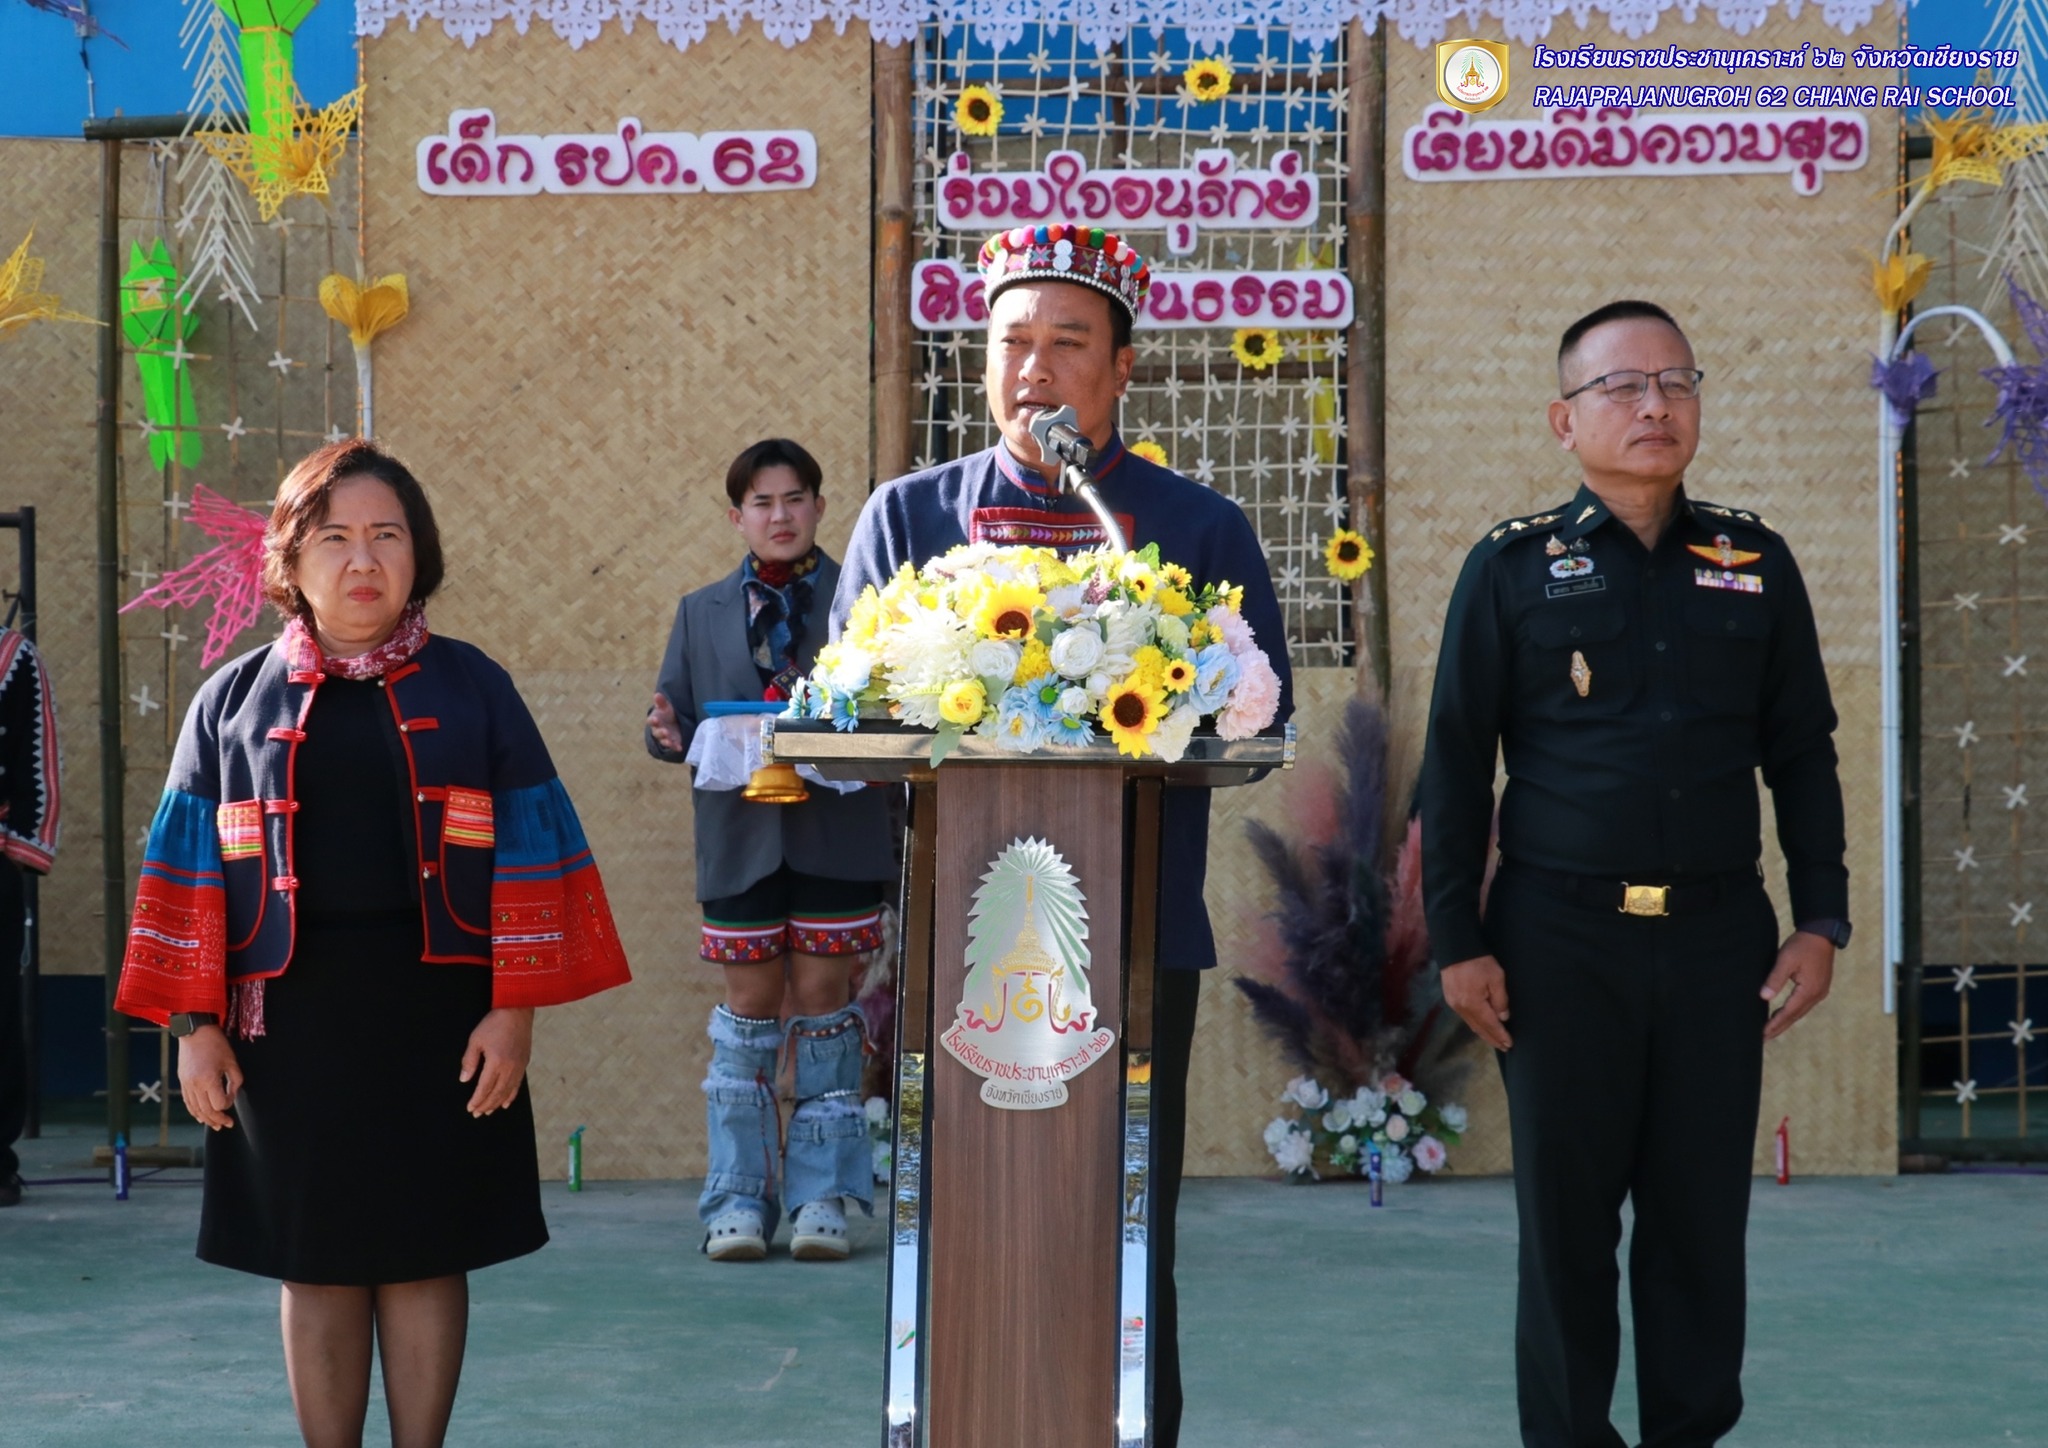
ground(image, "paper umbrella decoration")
xmin=122 ymin=240 xmax=204 ymax=469
xmin=120 ymin=484 xmax=270 ymax=668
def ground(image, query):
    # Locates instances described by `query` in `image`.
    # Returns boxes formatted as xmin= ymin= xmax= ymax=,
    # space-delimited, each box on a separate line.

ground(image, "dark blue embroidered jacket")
xmin=116 ymin=632 xmax=631 ymax=1023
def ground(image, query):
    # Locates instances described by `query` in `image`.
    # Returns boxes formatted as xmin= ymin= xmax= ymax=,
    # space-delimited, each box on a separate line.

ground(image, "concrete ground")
xmin=3 ymin=1116 xmax=2044 ymax=1447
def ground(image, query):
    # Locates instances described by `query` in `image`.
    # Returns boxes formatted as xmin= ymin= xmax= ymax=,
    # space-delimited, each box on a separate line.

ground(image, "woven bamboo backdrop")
xmin=1380 ymin=12 xmax=1898 ymax=1175
xmin=364 ymin=23 xmax=873 ymax=1180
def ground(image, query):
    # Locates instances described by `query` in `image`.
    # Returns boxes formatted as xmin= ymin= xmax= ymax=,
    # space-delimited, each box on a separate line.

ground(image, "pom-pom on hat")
xmin=977 ymin=225 xmax=1152 ymax=321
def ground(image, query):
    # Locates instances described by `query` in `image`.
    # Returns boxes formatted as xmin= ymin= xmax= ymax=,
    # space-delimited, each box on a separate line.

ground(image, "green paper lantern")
xmin=214 ymin=0 xmax=321 ymax=150
xmin=120 ymin=240 xmax=203 ymax=471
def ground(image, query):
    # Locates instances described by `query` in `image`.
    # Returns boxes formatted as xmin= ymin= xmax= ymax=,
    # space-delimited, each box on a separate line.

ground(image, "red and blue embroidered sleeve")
xmin=484 ymin=665 xmax=632 ymax=1008
xmin=115 ymin=788 xmax=229 ymax=1025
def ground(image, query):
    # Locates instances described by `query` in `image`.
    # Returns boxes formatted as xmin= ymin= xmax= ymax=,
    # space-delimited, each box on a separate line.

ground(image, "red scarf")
xmin=282 ymin=602 xmax=430 ymax=679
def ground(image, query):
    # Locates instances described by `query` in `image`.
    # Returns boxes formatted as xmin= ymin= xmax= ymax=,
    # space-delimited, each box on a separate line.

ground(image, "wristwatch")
xmin=1796 ymin=919 xmax=1852 ymax=949
xmin=168 ymin=1012 xmax=220 ymax=1037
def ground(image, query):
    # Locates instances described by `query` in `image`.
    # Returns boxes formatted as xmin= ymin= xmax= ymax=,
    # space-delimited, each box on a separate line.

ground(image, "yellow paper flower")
xmin=1016 ymin=638 xmax=1052 ymax=684
xmin=1870 ymin=250 xmax=1932 ymax=314
xmin=956 ymin=85 xmax=1003 ymax=138
xmin=1161 ymin=656 xmax=1196 ymax=694
xmin=1184 ymin=57 xmax=1233 ymax=103
xmin=318 ymin=272 xmax=409 ymax=348
xmin=972 ymin=578 xmax=1045 ymax=639
xmin=0 ymin=229 xmax=99 ymax=342
xmin=1189 ymin=618 xmax=1216 ymax=648
xmin=843 ymin=587 xmax=885 ymax=646
xmin=1130 ymin=439 xmax=1170 ymax=468
xmin=939 ymin=678 xmax=988 ymax=725
xmin=1101 ymin=678 xmax=1165 ymax=756
xmin=1232 ymin=327 xmax=1285 ymax=371
xmin=1922 ymin=110 xmax=2048 ymax=193
xmin=1130 ymin=646 xmax=1167 ymax=691
xmin=1157 ymin=586 xmax=1194 ymax=617
xmin=1324 ymin=528 xmax=1376 ymax=581
xmin=199 ymin=77 xmax=365 ymax=222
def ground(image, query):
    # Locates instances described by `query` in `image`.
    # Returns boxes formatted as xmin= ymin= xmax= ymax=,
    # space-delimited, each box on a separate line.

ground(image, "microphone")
xmin=1027 ymin=405 xmax=1096 ymax=471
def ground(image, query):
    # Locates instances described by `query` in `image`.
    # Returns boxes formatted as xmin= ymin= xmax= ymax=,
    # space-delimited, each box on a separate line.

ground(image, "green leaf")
xmin=1137 ymin=541 xmax=1163 ymax=567
xmin=928 ymin=724 xmax=966 ymax=767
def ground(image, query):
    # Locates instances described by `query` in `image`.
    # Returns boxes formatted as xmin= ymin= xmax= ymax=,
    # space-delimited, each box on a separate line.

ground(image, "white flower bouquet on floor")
xmin=787 ymin=542 xmax=1282 ymax=764
xmin=1263 ymin=1073 xmax=1467 ymax=1185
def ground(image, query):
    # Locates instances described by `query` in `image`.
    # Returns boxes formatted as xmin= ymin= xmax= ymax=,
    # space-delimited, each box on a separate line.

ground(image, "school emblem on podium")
xmin=1435 ymin=38 xmax=1510 ymax=114
xmin=940 ymin=837 xmax=1117 ymax=1111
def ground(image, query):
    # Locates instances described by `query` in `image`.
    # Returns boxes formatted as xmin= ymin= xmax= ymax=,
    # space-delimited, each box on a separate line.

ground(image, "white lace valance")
xmin=355 ymin=0 xmax=1905 ymax=56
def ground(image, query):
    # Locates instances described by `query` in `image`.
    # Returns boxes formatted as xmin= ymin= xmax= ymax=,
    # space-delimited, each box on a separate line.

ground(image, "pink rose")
xmin=1378 ymin=1073 xmax=1410 ymax=1097
xmin=1216 ymin=649 xmax=1280 ymax=739
xmin=1206 ymin=604 xmax=1257 ymax=656
xmin=1412 ymin=1135 xmax=1448 ymax=1173
xmin=1384 ymin=1113 xmax=1410 ymax=1143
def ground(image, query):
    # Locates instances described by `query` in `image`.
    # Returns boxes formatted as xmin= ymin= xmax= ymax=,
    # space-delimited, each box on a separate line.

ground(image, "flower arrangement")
xmin=1237 ymin=699 xmax=1477 ymax=1177
xmin=1323 ymin=528 xmax=1374 ymax=582
xmin=865 ymin=1095 xmax=894 ymax=1184
xmin=955 ymin=84 xmax=1003 ymax=137
xmin=1264 ymin=1073 xmax=1466 ymax=1183
xmin=789 ymin=542 xmax=1282 ymax=764
xmin=1184 ymin=57 xmax=1233 ymax=103
xmin=1231 ymin=327 xmax=1285 ymax=371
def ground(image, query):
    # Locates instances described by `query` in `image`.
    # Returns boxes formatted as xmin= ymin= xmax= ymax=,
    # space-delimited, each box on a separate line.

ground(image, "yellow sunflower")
xmin=1160 ymin=656 xmax=1197 ymax=694
xmin=939 ymin=678 xmax=989 ymax=725
xmin=1101 ymin=678 xmax=1166 ymax=757
xmin=1161 ymin=563 xmax=1193 ymax=590
xmin=956 ymin=84 xmax=1004 ymax=137
xmin=1130 ymin=439 xmax=1170 ymax=468
xmin=1232 ymin=327 xmax=1285 ymax=371
xmin=1324 ymin=528 xmax=1376 ymax=582
xmin=1118 ymin=559 xmax=1160 ymax=603
xmin=972 ymin=578 xmax=1045 ymax=639
xmin=1185 ymin=57 xmax=1233 ymax=103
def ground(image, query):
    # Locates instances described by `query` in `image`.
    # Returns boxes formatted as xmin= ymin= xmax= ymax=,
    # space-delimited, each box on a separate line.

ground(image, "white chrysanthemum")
xmin=1438 ymin=1103 xmax=1469 ymax=1133
xmin=882 ymin=606 xmax=974 ymax=701
xmin=825 ymin=646 xmax=877 ymax=695
xmin=1151 ymin=703 xmax=1200 ymax=764
xmin=1262 ymin=1117 xmax=1296 ymax=1151
xmin=1046 ymin=582 xmax=1086 ymax=618
xmin=1380 ymin=1147 xmax=1414 ymax=1184
xmin=1282 ymin=1075 xmax=1329 ymax=1110
xmin=893 ymin=690 xmax=944 ymax=729
xmin=1272 ymin=1131 xmax=1315 ymax=1174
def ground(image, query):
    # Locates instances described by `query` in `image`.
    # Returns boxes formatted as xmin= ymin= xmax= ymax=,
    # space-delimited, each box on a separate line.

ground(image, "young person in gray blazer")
xmin=646 ymin=439 xmax=895 ymax=1262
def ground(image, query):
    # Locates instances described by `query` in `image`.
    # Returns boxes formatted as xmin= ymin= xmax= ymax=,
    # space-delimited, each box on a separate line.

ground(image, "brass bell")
xmin=741 ymin=761 xmax=810 ymax=804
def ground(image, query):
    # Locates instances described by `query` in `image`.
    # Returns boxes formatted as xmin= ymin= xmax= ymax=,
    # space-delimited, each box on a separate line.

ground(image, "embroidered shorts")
xmin=701 ymin=865 xmax=887 ymax=964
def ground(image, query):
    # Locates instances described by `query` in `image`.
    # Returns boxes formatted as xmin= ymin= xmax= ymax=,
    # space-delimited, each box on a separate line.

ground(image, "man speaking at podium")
xmin=832 ymin=224 xmax=1294 ymax=1446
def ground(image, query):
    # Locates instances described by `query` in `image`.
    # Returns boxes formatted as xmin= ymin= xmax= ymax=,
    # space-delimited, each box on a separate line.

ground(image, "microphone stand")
xmin=1060 ymin=461 xmax=1129 ymax=556
xmin=1028 ymin=405 xmax=1130 ymax=555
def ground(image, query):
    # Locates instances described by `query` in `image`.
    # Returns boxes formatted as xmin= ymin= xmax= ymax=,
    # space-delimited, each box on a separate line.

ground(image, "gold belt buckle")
xmin=1620 ymin=884 xmax=1670 ymax=917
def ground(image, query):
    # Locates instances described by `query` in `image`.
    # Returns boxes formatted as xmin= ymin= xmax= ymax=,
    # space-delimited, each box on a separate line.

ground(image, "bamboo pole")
xmin=1344 ymin=21 xmax=1390 ymax=703
xmin=93 ymin=134 xmax=129 ymax=1151
xmin=872 ymin=39 xmax=917 ymax=488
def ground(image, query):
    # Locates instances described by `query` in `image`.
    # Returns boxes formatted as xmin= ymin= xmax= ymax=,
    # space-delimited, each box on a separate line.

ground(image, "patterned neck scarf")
xmin=741 ymin=549 xmax=819 ymax=698
xmin=282 ymin=601 xmax=430 ymax=680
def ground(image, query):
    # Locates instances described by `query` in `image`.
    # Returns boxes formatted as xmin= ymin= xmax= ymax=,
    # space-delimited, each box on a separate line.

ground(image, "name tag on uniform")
xmin=1694 ymin=568 xmax=1762 ymax=594
xmin=1545 ymin=577 xmax=1608 ymax=599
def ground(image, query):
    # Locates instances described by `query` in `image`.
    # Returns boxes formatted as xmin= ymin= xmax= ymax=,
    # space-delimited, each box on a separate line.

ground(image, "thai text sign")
xmin=1402 ymin=105 xmax=1867 ymax=196
xmin=913 ymin=258 xmax=1353 ymax=332
xmin=417 ymin=109 xmax=816 ymax=196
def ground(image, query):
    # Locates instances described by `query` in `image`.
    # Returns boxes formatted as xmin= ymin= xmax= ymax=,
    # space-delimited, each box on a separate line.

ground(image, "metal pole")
xmin=6 ymin=510 xmax=41 ymax=1139
xmin=94 ymin=135 xmax=129 ymax=1151
xmin=1344 ymin=21 xmax=1390 ymax=704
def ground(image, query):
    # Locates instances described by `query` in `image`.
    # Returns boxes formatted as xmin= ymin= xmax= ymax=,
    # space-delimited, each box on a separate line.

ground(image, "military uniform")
xmin=1419 ymin=483 xmax=1847 ymax=1448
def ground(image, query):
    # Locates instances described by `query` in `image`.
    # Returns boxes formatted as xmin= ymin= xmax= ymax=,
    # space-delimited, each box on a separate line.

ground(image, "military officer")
xmin=1419 ymin=299 xmax=1849 ymax=1448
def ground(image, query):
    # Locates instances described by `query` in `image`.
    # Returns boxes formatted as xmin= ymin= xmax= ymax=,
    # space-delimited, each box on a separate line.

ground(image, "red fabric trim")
xmin=116 ymin=873 xmax=228 ymax=1024
xmin=969 ymin=506 xmax=1138 ymax=551
xmin=489 ymin=862 xmax=632 ymax=1008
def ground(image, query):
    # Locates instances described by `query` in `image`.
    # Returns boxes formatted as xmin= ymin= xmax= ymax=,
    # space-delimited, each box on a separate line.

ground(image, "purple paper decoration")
xmin=1984 ymin=277 xmax=2048 ymax=508
xmin=1872 ymin=351 xmax=1940 ymax=430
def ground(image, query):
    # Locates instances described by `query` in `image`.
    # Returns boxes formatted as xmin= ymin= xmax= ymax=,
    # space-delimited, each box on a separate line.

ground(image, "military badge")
xmin=1550 ymin=556 xmax=1595 ymax=579
xmin=1685 ymin=533 xmax=1763 ymax=570
xmin=1694 ymin=568 xmax=1763 ymax=594
xmin=1570 ymin=651 xmax=1592 ymax=698
xmin=1546 ymin=535 xmax=1566 ymax=557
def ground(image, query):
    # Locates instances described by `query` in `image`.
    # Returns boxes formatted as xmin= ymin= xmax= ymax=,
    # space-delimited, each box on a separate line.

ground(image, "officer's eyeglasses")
xmin=1560 ymin=368 xmax=1705 ymax=404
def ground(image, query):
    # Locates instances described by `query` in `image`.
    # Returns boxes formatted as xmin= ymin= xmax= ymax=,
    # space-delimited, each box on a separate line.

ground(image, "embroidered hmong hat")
xmin=977 ymin=224 xmax=1152 ymax=321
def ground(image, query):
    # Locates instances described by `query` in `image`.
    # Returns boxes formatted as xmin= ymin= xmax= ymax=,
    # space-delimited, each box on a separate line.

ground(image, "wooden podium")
xmin=766 ymin=721 xmax=1293 ymax=1448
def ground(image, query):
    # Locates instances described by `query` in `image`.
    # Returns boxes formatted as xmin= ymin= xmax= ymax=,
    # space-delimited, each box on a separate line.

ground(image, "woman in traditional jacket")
xmin=115 ymin=439 xmax=631 ymax=1448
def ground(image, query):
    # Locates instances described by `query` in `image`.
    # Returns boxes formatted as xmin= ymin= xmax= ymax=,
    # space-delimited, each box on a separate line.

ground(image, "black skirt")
xmin=197 ymin=911 xmax=549 ymax=1285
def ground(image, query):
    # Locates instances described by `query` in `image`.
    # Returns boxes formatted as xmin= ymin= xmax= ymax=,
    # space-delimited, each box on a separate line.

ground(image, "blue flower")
xmin=825 ymin=689 xmax=861 ymax=732
xmin=1187 ymin=644 xmax=1241 ymax=713
xmin=991 ymin=686 xmax=1049 ymax=752
xmin=1047 ymin=711 xmax=1096 ymax=747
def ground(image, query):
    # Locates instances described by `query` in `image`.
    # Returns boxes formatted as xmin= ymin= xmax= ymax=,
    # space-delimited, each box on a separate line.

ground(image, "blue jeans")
xmin=699 ymin=1004 xmax=873 ymax=1236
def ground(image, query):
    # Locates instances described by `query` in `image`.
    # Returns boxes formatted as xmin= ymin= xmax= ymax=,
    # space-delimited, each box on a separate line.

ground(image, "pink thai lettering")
xmin=1464 ymin=129 xmax=1506 ymax=171
xmin=497 ymin=144 xmax=534 ymax=184
xmin=916 ymin=262 xmax=961 ymax=325
xmin=758 ymin=136 xmax=806 ymax=186
xmin=1147 ymin=280 xmax=1189 ymax=322
xmin=1230 ymin=275 xmax=1265 ymax=318
xmin=1191 ymin=280 xmax=1226 ymax=324
xmin=554 ymin=142 xmax=591 ymax=188
xmin=712 ymin=137 xmax=756 ymax=187
xmin=1267 ymin=279 xmax=1298 ymax=319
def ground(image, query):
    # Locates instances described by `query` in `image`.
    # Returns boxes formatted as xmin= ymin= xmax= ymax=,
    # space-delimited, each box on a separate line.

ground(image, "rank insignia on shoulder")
xmin=1576 ymin=505 xmax=1598 ymax=525
xmin=1685 ymin=533 xmax=1763 ymax=570
xmin=1694 ymin=567 xmax=1763 ymax=594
